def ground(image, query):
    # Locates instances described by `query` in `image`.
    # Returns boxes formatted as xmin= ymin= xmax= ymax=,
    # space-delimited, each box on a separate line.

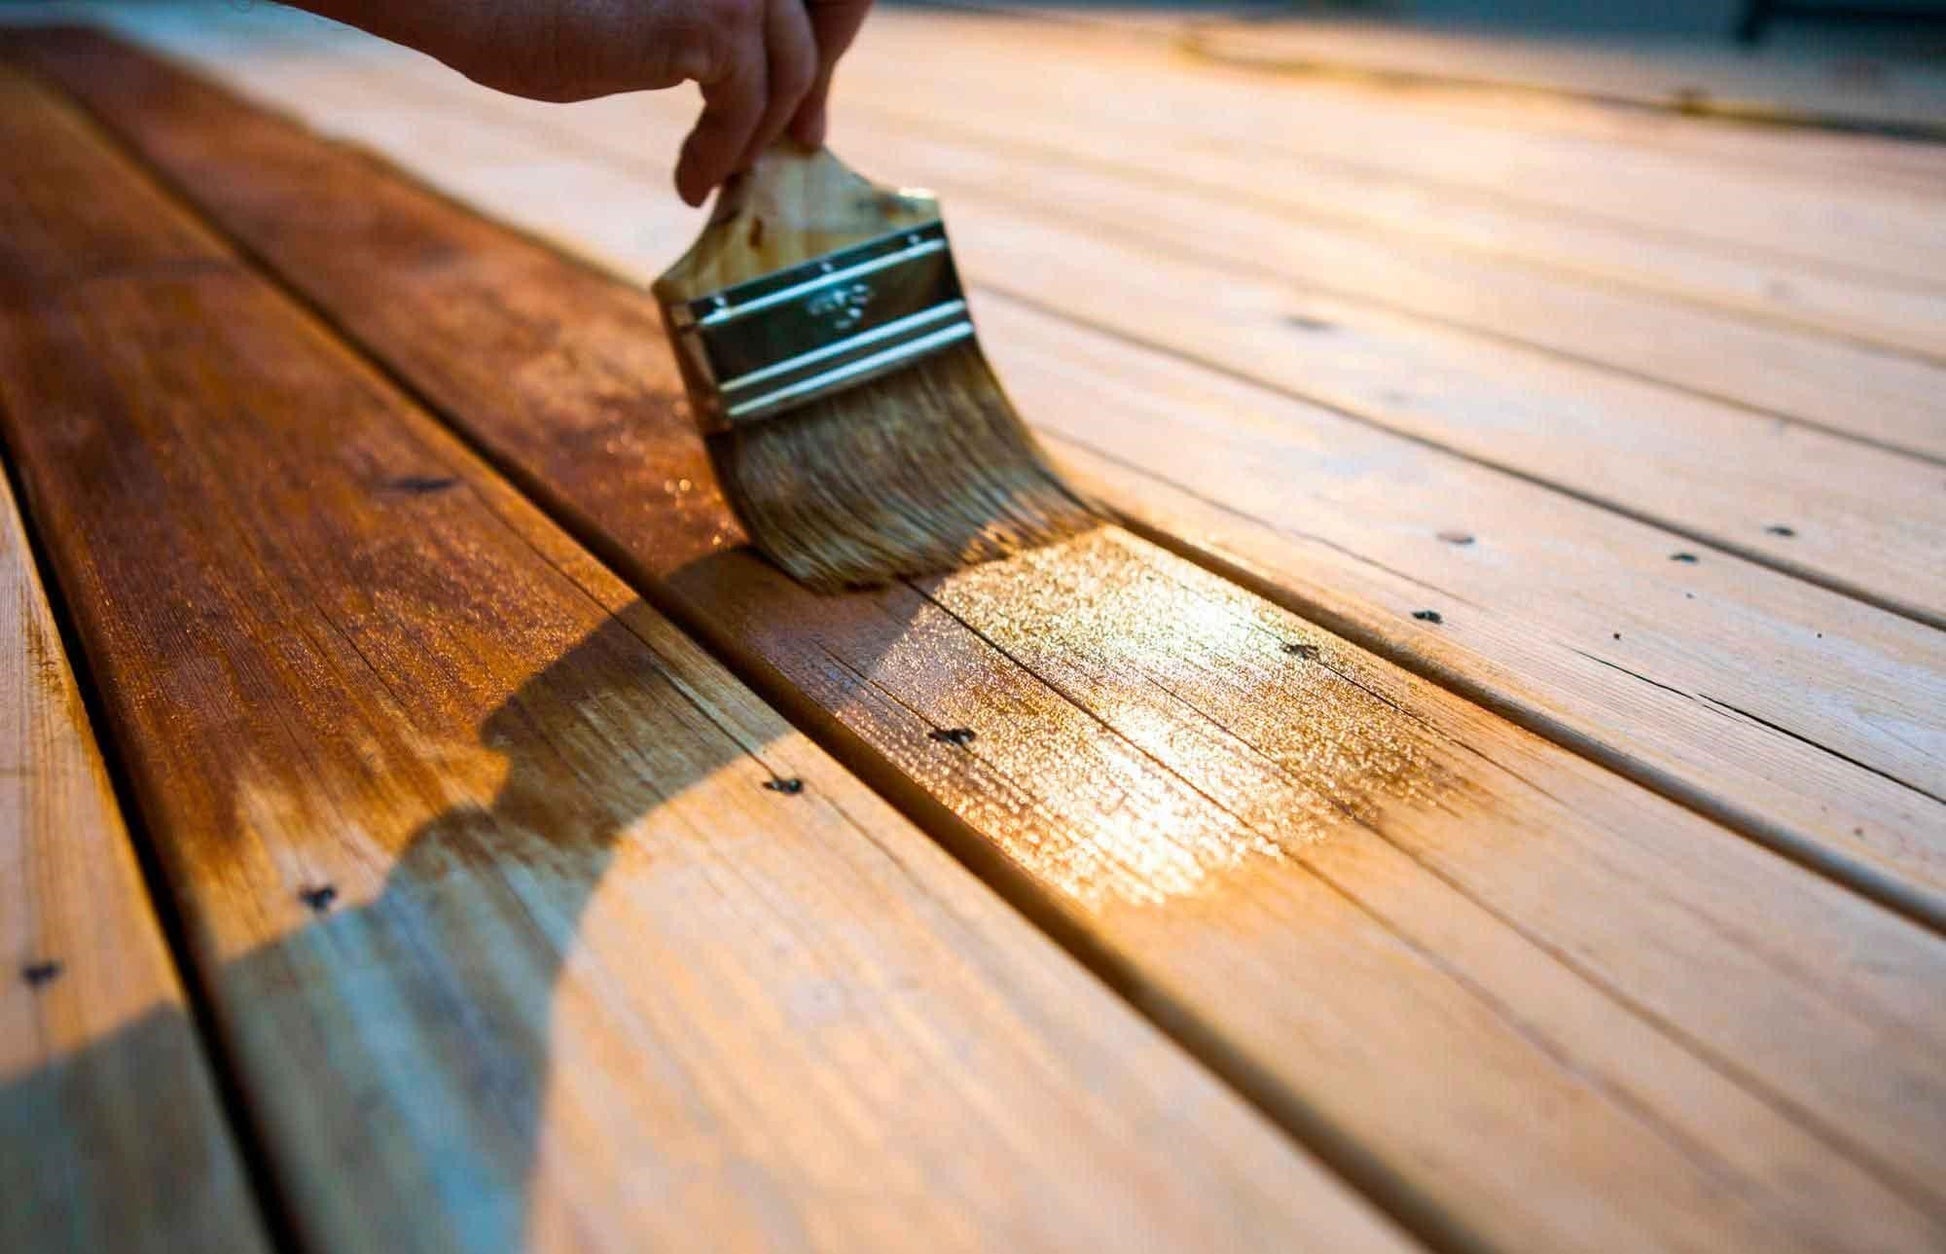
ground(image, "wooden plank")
xmin=113 ymin=1 xmax=1946 ymax=367
xmin=834 ymin=19 xmax=1946 ymax=367
xmin=1210 ymin=56 xmax=1946 ymax=199
xmin=843 ymin=94 xmax=1946 ymax=366
xmin=71 ymin=14 xmax=1946 ymax=914
xmin=0 ymin=437 xmax=269 ymax=1251
xmin=139 ymin=47 xmax=1946 ymax=626
xmin=34 ymin=32 xmax=1946 ymax=1254
xmin=853 ymin=10 xmax=1946 ymax=290
xmin=775 ymin=99 xmax=1946 ymax=454
xmin=978 ymin=294 xmax=1946 ymax=912
xmin=942 ymin=1 xmax=1946 ymax=196
xmin=826 ymin=22 xmax=1946 ymax=440
xmin=1181 ymin=18 xmax=1946 ymax=141
xmin=0 ymin=65 xmax=1396 ymax=1253
xmin=413 ymin=7 xmax=1941 ymax=912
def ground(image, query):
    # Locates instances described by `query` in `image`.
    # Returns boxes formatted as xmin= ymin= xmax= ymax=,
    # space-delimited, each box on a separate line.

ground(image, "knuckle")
xmin=671 ymin=0 xmax=757 ymax=85
xmin=697 ymin=0 xmax=762 ymax=51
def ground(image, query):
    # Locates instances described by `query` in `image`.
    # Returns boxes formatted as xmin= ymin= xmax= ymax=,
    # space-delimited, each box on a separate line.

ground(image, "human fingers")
xmin=737 ymin=0 xmax=819 ymax=169
xmin=675 ymin=3 xmax=769 ymax=205
xmin=788 ymin=0 xmax=874 ymax=147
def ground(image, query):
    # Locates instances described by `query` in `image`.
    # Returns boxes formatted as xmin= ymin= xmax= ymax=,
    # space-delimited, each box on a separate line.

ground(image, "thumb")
xmin=787 ymin=0 xmax=874 ymax=147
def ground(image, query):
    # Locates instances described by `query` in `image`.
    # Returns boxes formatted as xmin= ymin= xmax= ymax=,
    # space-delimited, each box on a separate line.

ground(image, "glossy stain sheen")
xmin=903 ymin=529 xmax=1462 ymax=908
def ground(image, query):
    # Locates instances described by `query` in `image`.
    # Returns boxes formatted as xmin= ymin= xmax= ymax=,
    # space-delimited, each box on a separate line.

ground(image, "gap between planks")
xmin=20 ymin=33 xmax=1946 ymax=1254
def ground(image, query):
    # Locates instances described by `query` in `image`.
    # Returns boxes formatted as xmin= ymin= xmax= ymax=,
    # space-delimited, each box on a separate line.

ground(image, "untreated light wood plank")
xmin=835 ymin=76 xmax=1946 ymax=364
xmin=860 ymin=9 xmax=1946 ymax=290
xmin=34 ymin=31 xmax=1946 ymax=1254
xmin=0 ymin=434 xmax=268 ymax=1251
xmin=0 ymin=64 xmax=1397 ymax=1253
xmin=1130 ymin=18 xmax=1946 ymax=199
xmin=148 ymin=36 xmax=1946 ymax=630
xmin=1180 ymin=16 xmax=1946 ymax=141
xmin=828 ymin=77 xmax=1946 ymax=398
xmin=864 ymin=3 xmax=1946 ymax=187
xmin=1181 ymin=44 xmax=1946 ymax=199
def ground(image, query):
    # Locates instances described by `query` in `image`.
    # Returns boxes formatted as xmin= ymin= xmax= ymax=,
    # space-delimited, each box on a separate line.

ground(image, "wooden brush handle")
xmin=653 ymin=143 xmax=939 ymax=300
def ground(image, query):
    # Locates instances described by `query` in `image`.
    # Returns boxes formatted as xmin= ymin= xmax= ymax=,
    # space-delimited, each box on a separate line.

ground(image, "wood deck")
xmin=3 ymin=5 xmax=1942 ymax=1251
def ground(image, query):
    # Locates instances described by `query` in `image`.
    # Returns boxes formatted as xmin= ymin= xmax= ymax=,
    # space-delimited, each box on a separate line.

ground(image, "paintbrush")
xmin=653 ymin=142 xmax=1096 ymax=591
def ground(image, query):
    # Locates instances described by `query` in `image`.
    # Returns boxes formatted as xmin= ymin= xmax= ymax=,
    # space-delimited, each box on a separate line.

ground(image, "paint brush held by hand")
xmin=653 ymin=143 xmax=1097 ymax=591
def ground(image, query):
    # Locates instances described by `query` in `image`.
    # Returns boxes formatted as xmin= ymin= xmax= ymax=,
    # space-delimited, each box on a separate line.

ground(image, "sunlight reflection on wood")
xmin=889 ymin=530 xmax=1463 ymax=909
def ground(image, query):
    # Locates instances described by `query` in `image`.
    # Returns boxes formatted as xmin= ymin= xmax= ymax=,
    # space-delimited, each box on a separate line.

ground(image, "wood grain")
xmin=1143 ymin=23 xmax=1946 ymax=199
xmin=1181 ymin=17 xmax=1946 ymax=141
xmin=858 ymin=9 xmax=1946 ymax=291
xmin=30 ymin=31 xmax=1946 ymax=1253
xmin=0 ymin=63 xmax=1399 ymax=1253
xmin=0 ymin=406 xmax=268 ymax=1251
xmin=155 ymin=38 xmax=1946 ymax=628
xmin=73 ymin=26 xmax=1946 ymax=919
xmin=828 ymin=83 xmax=1946 ymax=425
xmin=981 ymin=295 xmax=1946 ymax=925
xmin=834 ymin=75 xmax=1946 ymax=363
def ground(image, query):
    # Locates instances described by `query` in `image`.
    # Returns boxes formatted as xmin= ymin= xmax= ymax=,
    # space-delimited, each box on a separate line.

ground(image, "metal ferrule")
xmin=669 ymin=221 xmax=974 ymax=431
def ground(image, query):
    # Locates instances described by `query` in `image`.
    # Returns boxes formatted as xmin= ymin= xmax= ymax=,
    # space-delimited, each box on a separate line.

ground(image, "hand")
xmin=293 ymin=0 xmax=875 ymax=205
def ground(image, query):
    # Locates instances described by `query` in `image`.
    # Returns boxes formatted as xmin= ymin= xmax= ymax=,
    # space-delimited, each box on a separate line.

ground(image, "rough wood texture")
xmin=149 ymin=33 xmax=1946 ymax=630
xmin=0 ymin=64 xmax=1400 ymax=1253
xmin=63 ymin=24 xmax=1944 ymax=923
xmin=27 ymin=31 xmax=1946 ymax=1254
xmin=0 ymin=392 xmax=267 ymax=1251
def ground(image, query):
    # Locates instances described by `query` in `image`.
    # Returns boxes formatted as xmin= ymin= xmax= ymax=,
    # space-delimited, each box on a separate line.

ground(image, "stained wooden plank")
xmin=144 ymin=38 xmax=1946 ymax=629
xmin=35 ymin=31 xmax=1946 ymax=1254
xmin=0 ymin=64 xmax=1397 ymax=1253
xmin=0 ymin=438 xmax=268 ymax=1251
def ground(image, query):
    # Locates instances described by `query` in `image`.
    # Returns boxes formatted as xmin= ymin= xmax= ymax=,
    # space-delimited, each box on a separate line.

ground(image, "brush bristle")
xmin=707 ymin=341 xmax=1099 ymax=591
